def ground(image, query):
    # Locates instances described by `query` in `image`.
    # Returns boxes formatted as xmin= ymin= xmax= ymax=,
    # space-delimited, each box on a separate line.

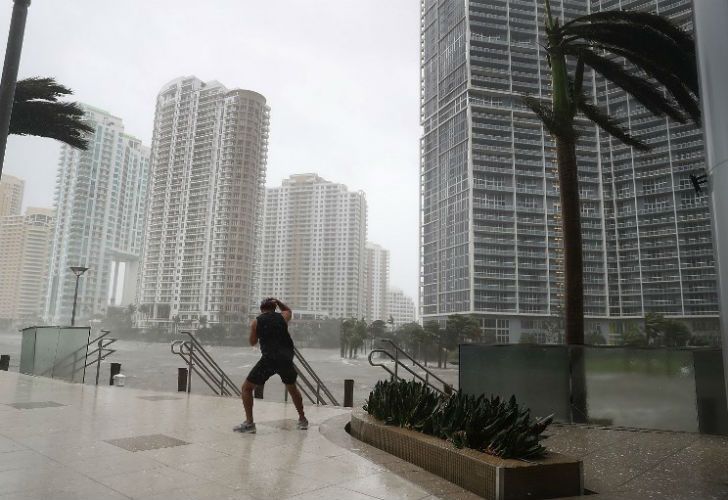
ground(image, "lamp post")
xmin=0 ymin=0 xmax=31 ymax=178
xmin=70 ymin=266 xmax=88 ymax=326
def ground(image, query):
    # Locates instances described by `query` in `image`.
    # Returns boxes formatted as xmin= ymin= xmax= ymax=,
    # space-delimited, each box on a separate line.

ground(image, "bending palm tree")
xmin=10 ymin=77 xmax=92 ymax=150
xmin=525 ymin=2 xmax=700 ymax=346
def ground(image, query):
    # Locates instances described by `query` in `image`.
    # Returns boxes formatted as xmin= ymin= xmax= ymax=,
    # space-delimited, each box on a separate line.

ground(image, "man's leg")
xmin=285 ymin=383 xmax=305 ymax=419
xmin=242 ymin=379 xmax=256 ymax=423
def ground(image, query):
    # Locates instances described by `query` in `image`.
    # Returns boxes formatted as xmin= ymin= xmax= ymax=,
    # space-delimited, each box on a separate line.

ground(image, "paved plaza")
xmin=0 ymin=371 xmax=727 ymax=499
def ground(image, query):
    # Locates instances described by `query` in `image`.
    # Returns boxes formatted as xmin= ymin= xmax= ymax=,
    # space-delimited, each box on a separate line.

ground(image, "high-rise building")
xmin=45 ymin=105 xmax=150 ymax=325
xmin=0 ymin=174 xmax=24 ymax=217
xmin=420 ymin=0 xmax=718 ymax=342
xmin=0 ymin=208 xmax=54 ymax=323
xmin=259 ymin=174 xmax=367 ymax=319
xmin=365 ymin=242 xmax=390 ymax=321
xmin=387 ymin=288 xmax=417 ymax=328
xmin=138 ymin=77 xmax=269 ymax=328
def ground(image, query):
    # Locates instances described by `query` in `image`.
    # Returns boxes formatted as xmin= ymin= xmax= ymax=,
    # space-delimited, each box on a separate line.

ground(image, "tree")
xmin=9 ymin=78 xmax=92 ymax=150
xmin=585 ymin=331 xmax=606 ymax=345
xmin=524 ymin=4 xmax=700 ymax=345
xmin=424 ymin=321 xmax=443 ymax=368
xmin=661 ymin=319 xmax=691 ymax=348
xmin=367 ymin=319 xmax=388 ymax=351
xmin=621 ymin=322 xmax=648 ymax=347
xmin=644 ymin=313 xmax=665 ymax=345
xmin=445 ymin=314 xmax=481 ymax=345
xmin=199 ymin=315 xmax=208 ymax=329
xmin=172 ymin=314 xmax=181 ymax=335
xmin=397 ymin=322 xmax=426 ymax=359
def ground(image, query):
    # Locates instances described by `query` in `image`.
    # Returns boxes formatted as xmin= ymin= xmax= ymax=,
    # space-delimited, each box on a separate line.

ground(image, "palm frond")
xmin=522 ymin=96 xmax=575 ymax=139
xmin=10 ymin=77 xmax=93 ymax=150
xmin=561 ymin=10 xmax=694 ymax=56
xmin=561 ymin=27 xmax=698 ymax=95
xmin=576 ymin=98 xmax=649 ymax=151
xmin=563 ymin=44 xmax=700 ymax=124
xmin=576 ymin=49 xmax=688 ymax=123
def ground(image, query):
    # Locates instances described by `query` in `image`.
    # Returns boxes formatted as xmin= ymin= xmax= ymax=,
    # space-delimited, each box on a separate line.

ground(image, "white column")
xmin=694 ymin=0 xmax=728 ymax=405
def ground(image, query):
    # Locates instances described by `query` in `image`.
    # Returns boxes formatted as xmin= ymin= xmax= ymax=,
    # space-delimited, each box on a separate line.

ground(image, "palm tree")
xmin=524 ymin=2 xmax=700 ymax=345
xmin=9 ymin=77 xmax=92 ymax=148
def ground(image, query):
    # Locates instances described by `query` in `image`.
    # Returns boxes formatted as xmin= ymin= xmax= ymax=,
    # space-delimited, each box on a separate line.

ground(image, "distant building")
xmin=45 ymin=105 xmax=150 ymax=325
xmin=0 ymin=174 xmax=24 ymax=217
xmin=0 ymin=208 xmax=54 ymax=323
xmin=420 ymin=0 xmax=718 ymax=342
xmin=365 ymin=242 xmax=390 ymax=321
xmin=387 ymin=288 xmax=416 ymax=328
xmin=138 ymin=77 xmax=269 ymax=328
xmin=259 ymin=174 xmax=367 ymax=319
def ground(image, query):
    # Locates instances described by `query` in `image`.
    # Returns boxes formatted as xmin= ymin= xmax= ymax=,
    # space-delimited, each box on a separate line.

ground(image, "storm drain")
xmin=7 ymin=401 xmax=66 ymax=410
xmin=105 ymin=434 xmax=189 ymax=452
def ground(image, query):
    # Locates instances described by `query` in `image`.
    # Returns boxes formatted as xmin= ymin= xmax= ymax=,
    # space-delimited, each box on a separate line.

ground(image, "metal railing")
xmin=293 ymin=346 xmax=338 ymax=406
xmin=87 ymin=330 xmax=117 ymax=385
xmin=369 ymin=339 xmax=453 ymax=395
xmin=171 ymin=331 xmax=241 ymax=397
xmin=48 ymin=329 xmax=117 ymax=384
xmin=170 ymin=331 xmax=338 ymax=406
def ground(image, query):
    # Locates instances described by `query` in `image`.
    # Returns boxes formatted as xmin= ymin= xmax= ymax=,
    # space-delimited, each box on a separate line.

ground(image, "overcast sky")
xmin=1 ymin=1 xmax=421 ymax=302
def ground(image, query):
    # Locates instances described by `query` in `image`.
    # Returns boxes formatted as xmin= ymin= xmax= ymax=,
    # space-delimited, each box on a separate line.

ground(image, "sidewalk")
xmin=0 ymin=371 xmax=476 ymax=499
xmin=1 ymin=371 xmax=727 ymax=499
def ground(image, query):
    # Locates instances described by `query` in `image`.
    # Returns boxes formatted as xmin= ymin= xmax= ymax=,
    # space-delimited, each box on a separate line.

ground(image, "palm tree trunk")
xmin=555 ymin=136 xmax=585 ymax=345
xmin=556 ymin=134 xmax=588 ymax=424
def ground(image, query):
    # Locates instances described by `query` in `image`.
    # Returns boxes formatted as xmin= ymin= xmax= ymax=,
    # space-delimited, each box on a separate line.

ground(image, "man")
xmin=234 ymin=297 xmax=308 ymax=433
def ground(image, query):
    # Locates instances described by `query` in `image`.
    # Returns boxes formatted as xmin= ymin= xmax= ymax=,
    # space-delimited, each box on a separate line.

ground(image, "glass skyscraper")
xmin=420 ymin=0 xmax=718 ymax=342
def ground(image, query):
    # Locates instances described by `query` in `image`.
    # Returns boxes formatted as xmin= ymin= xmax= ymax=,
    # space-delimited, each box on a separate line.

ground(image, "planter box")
xmin=349 ymin=411 xmax=582 ymax=500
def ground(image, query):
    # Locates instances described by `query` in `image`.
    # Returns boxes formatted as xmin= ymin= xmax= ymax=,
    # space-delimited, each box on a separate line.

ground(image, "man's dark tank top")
xmin=256 ymin=312 xmax=294 ymax=359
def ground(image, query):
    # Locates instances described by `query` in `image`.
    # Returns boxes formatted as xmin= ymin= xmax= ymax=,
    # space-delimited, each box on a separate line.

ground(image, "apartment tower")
xmin=0 ymin=174 xmax=24 ymax=217
xmin=259 ymin=174 xmax=367 ymax=319
xmin=0 ymin=208 xmax=54 ymax=323
xmin=387 ymin=288 xmax=417 ymax=328
xmin=365 ymin=242 xmax=390 ymax=321
xmin=138 ymin=77 xmax=269 ymax=327
xmin=45 ymin=105 xmax=150 ymax=324
xmin=420 ymin=0 xmax=718 ymax=341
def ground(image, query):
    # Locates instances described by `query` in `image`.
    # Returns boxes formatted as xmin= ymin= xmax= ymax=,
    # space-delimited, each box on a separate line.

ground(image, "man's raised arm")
xmin=276 ymin=299 xmax=292 ymax=323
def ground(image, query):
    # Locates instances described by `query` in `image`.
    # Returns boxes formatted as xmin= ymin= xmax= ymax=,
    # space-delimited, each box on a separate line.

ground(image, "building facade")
xmin=365 ymin=242 xmax=390 ymax=321
xmin=0 ymin=208 xmax=54 ymax=323
xmin=259 ymin=174 xmax=367 ymax=319
xmin=420 ymin=0 xmax=718 ymax=342
xmin=138 ymin=77 xmax=269 ymax=328
xmin=387 ymin=288 xmax=417 ymax=328
xmin=45 ymin=105 xmax=150 ymax=325
xmin=0 ymin=174 xmax=24 ymax=217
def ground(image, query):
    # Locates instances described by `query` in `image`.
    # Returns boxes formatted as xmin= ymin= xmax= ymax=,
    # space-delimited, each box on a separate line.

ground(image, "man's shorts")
xmin=247 ymin=356 xmax=298 ymax=385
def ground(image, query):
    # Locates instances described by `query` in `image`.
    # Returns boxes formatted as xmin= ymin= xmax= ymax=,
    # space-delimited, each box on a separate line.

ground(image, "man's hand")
xmin=275 ymin=299 xmax=293 ymax=323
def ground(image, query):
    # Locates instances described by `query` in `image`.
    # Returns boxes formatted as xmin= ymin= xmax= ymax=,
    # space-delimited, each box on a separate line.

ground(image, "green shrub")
xmin=363 ymin=379 xmax=552 ymax=459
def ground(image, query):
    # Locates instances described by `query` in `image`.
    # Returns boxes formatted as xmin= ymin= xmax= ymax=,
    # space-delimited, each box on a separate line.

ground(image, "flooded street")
xmin=0 ymin=331 xmax=459 ymax=407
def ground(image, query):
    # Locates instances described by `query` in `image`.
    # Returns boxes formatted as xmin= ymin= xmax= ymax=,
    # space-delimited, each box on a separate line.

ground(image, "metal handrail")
xmin=170 ymin=332 xmax=242 ymax=397
xmin=172 ymin=340 xmax=233 ymax=396
xmin=50 ymin=330 xmax=117 ymax=383
xmin=293 ymin=346 xmax=339 ymax=406
xmin=369 ymin=339 xmax=453 ymax=395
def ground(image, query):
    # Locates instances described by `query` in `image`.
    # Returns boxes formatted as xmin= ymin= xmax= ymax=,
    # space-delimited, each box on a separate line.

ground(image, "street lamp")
xmin=0 ymin=0 xmax=32 ymax=178
xmin=70 ymin=266 xmax=89 ymax=326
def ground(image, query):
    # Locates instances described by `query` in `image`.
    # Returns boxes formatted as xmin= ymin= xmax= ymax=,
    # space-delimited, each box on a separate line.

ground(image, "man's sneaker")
xmin=233 ymin=421 xmax=256 ymax=434
xmin=297 ymin=417 xmax=309 ymax=430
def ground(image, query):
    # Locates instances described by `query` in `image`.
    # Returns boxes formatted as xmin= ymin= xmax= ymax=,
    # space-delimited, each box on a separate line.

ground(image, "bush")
xmin=363 ymin=379 xmax=552 ymax=459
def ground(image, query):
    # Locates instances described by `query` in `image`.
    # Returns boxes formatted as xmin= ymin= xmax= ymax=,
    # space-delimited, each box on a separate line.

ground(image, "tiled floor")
xmin=0 ymin=371 xmax=475 ymax=500
xmin=1 ymin=371 xmax=727 ymax=499
xmin=545 ymin=423 xmax=728 ymax=500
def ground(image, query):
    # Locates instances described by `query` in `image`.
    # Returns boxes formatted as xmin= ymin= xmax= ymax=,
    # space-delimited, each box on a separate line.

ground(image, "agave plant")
xmin=524 ymin=3 xmax=700 ymax=346
xmin=364 ymin=379 xmax=552 ymax=459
